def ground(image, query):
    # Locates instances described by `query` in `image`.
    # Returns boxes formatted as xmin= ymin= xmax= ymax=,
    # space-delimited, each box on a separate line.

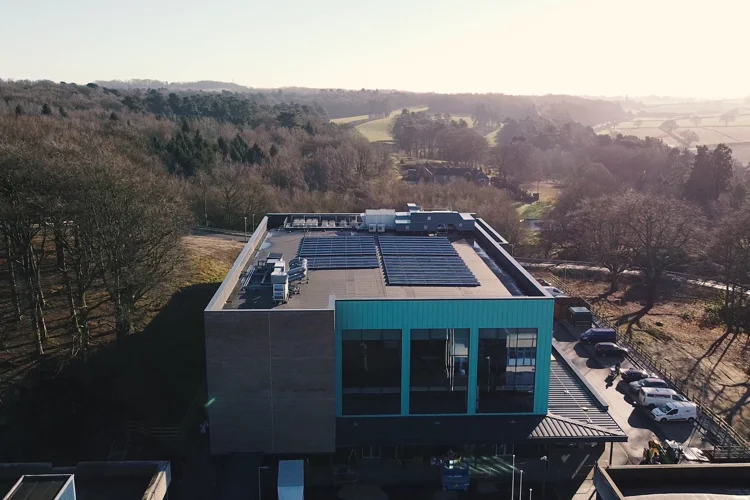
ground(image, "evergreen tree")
xmin=217 ymin=136 xmax=229 ymax=159
xmin=14 ymin=104 xmax=24 ymax=116
xmin=269 ymin=144 xmax=279 ymax=157
xmin=58 ymin=106 xmax=68 ymax=118
xmin=109 ymin=111 xmax=119 ymax=121
xmin=41 ymin=103 xmax=52 ymax=115
xmin=229 ymin=133 xmax=249 ymax=162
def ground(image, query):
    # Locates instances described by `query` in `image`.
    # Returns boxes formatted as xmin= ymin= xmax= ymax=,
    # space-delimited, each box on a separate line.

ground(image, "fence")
xmin=539 ymin=271 xmax=750 ymax=459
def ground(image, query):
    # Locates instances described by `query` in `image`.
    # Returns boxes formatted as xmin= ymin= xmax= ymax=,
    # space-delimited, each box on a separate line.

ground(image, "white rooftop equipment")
xmin=277 ymin=460 xmax=304 ymax=500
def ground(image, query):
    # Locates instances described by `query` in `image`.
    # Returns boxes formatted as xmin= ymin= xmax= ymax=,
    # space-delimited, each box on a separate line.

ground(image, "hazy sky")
xmin=2 ymin=0 xmax=748 ymax=98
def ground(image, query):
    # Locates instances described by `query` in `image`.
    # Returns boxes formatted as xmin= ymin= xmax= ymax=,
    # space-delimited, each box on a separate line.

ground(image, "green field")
xmin=485 ymin=127 xmax=502 ymax=146
xmin=354 ymin=106 xmax=428 ymax=142
xmin=331 ymin=114 xmax=370 ymax=124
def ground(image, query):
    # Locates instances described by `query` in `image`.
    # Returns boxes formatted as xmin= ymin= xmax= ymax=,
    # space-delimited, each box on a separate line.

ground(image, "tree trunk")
xmin=55 ymin=234 xmax=83 ymax=341
xmin=114 ymin=298 xmax=133 ymax=339
xmin=607 ymin=271 xmax=620 ymax=294
xmin=23 ymin=252 xmax=47 ymax=342
xmin=3 ymin=231 xmax=22 ymax=323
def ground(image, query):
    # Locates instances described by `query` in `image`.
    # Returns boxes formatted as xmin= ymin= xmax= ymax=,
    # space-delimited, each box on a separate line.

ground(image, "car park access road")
xmin=552 ymin=321 xmax=707 ymax=464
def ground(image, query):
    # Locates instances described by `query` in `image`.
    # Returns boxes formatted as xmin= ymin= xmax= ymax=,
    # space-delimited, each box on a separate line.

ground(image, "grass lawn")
xmin=355 ymin=106 xmax=428 ymax=142
xmin=534 ymin=268 xmax=750 ymax=440
xmin=331 ymin=114 xmax=369 ymax=124
xmin=518 ymin=200 xmax=552 ymax=219
xmin=485 ymin=127 xmax=501 ymax=145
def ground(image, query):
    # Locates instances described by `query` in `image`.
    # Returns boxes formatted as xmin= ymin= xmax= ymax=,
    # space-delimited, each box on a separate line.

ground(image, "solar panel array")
xmin=298 ymin=236 xmax=379 ymax=270
xmin=377 ymin=236 xmax=460 ymax=256
xmin=378 ymin=236 xmax=479 ymax=287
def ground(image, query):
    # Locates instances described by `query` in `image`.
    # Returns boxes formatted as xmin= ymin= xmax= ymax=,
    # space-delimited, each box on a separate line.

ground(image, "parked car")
xmin=620 ymin=368 xmax=653 ymax=382
xmin=651 ymin=401 xmax=698 ymax=423
xmin=595 ymin=342 xmax=629 ymax=357
xmin=580 ymin=328 xmax=617 ymax=345
xmin=629 ymin=377 xmax=669 ymax=393
xmin=544 ymin=286 xmax=567 ymax=297
xmin=637 ymin=387 xmax=686 ymax=409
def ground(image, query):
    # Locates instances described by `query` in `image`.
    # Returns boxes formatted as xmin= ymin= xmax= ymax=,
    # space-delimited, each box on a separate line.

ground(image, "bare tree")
xmin=659 ymin=119 xmax=679 ymax=135
xmin=679 ymin=129 xmax=700 ymax=148
xmin=0 ymin=149 xmax=49 ymax=355
xmin=78 ymin=155 xmax=190 ymax=338
xmin=720 ymin=109 xmax=739 ymax=127
xmin=690 ymin=115 xmax=702 ymax=128
xmin=570 ymin=197 xmax=634 ymax=293
xmin=618 ymin=192 xmax=703 ymax=326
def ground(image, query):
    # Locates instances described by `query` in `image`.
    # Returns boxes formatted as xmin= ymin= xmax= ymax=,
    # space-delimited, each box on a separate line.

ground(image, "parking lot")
xmin=552 ymin=322 xmax=708 ymax=464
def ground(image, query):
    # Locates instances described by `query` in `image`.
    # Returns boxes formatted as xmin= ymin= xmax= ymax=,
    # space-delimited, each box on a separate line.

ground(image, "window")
xmin=476 ymin=328 xmax=537 ymax=413
xmin=410 ymin=329 xmax=470 ymax=414
xmin=427 ymin=216 xmax=432 ymax=221
xmin=342 ymin=329 xmax=402 ymax=415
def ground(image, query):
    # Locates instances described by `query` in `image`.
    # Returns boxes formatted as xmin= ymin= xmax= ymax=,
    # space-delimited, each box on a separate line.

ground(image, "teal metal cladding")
xmin=335 ymin=298 xmax=554 ymax=416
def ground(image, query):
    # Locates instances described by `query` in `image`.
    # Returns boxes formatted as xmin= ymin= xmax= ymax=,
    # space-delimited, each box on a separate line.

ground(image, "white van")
xmin=651 ymin=401 xmax=698 ymax=423
xmin=637 ymin=387 xmax=687 ymax=409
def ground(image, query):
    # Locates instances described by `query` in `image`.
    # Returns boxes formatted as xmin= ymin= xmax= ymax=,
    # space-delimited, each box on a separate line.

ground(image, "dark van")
xmin=580 ymin=328 xmax=617 ymax=345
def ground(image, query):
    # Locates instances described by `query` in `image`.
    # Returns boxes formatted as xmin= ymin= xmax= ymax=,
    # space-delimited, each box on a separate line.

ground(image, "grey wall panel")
xmin=205 ymin=308 xmax=336 ymax=454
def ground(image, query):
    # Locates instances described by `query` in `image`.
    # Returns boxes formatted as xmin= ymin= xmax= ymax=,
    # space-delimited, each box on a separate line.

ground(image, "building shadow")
xmin=1 ymin=283 xmax=218 ymax=464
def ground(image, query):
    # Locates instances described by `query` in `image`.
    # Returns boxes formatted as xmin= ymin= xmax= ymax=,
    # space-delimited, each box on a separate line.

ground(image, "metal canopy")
xmin=336 ymin=413 xmax=627 ymax=447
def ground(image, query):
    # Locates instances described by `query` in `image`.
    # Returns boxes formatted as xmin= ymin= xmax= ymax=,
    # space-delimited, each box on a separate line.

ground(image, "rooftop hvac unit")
xmin=369 ymin=224 xmax=377 ymax=233
xmin=377 ymin=224 xmax=385 ymax=233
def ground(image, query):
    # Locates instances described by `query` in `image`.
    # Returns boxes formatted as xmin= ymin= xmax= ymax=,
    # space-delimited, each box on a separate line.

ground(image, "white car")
xmin=651 ymin=401 xmax=697 ymax=423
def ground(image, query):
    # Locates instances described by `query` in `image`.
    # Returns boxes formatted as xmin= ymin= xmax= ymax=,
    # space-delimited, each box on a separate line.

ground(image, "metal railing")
xmin=538 ymin=271 xmax=750 ymax=458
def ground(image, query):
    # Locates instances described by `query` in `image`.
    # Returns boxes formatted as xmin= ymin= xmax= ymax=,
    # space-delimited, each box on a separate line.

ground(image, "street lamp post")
xmin=519 ymin=469 xmax=523 ymax=500
xmin=511 ymin=454 xmax=516 ymax=499
xmin=244 ymin=216 xmax=248 ymax=241
xmin=541 ymin=455 xmax=549 ymax=499
xmin=258 ymin=465 xmax=269 ymax=500
xmin=252 ymin=213 xmax=255 ymax=233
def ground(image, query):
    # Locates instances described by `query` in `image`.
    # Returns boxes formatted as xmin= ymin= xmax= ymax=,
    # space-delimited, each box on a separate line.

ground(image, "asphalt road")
xmin=552 ymin=322 xmax=707 ymax=464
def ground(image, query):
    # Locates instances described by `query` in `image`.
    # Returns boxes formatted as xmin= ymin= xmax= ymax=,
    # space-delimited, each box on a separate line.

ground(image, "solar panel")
xmin=298 ymin=236 xmax=377 ymax=258
xmin=306 ymin=256 xmax=380 ymax=270
xmin=377 ymin=236 xmax=458 ymax=256
xmin=298 ymin=236 xmax=378 ymax=269
xmin=381 ymin=255 xmax=479 ymax=287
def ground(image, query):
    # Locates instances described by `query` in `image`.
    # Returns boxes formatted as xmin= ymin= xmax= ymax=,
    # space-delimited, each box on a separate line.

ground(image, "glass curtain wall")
xmin=342 ymin=329 xmax=402 ymax=415
xmin=476 ymin=328 xmax=537 ymax=413
xmin=410 ymin=329 xmax=470 ymax=414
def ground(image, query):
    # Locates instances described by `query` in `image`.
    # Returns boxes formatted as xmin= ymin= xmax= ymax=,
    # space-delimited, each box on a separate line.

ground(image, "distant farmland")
xmin=601 ymin=109 xmax=750 ymax=163
xmin=352 ymin=106 xmax=428 ymax=142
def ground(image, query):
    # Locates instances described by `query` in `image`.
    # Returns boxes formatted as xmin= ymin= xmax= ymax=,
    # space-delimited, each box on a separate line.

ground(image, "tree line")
xmin=389 ymin=110 xmax=488 ymax=167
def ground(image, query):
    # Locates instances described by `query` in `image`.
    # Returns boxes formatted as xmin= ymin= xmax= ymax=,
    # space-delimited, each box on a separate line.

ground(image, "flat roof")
xmin=0 ymin=462 xmax=169 ymax=500
xmin=224 ymin=231 xmax=525 ymax=310
xmin=597 ymin=464 xmax=750 ymax=500
xmin=6 ymin=475 xmax=69 ymax=500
